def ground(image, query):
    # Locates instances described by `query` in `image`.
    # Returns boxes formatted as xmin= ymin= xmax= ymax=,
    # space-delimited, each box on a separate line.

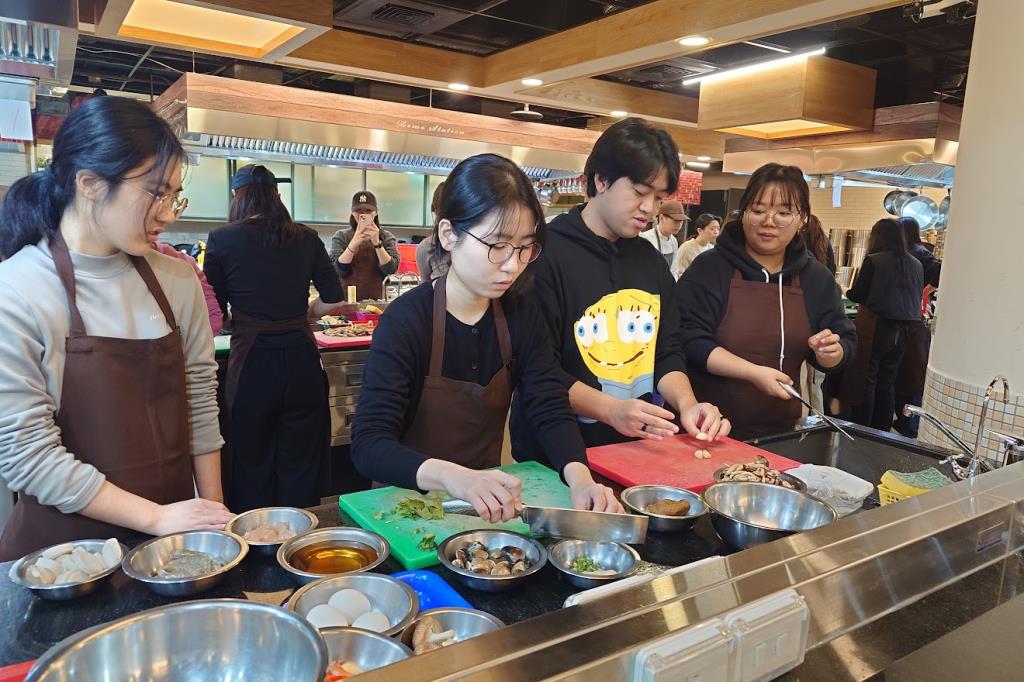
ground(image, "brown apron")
xmin=838 ymin=305 xmax=878 ymax=411
xmin=224 ymin=310 xmax=315 ymax=412
xmin=0 ymin=233 xmax=195 ymax=560
xmin=399 ymin=275 xmax=513 ymax=469
xmin=688 ymin=271 xmax=812 ymax=437
xmin=341 ymin=239 xmax=385 ymax=301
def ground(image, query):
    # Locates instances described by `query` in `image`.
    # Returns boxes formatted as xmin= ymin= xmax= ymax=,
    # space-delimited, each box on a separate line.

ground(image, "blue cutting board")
xmin=339 ymin=461 xmax=572 ymax=569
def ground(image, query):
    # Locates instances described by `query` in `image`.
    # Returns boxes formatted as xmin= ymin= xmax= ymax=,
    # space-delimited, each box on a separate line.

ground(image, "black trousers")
xmin=228 ymin=342 xmax=330 ymax=512
xmin=855 ymin=318 xmax=909 ymax=432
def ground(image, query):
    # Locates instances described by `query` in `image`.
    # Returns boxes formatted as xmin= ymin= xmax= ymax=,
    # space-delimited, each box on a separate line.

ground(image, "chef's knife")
xmin=441 ymin=500 xmax=648 ymax=544
xmin=777 ymin=381 xmax=855 ymax=442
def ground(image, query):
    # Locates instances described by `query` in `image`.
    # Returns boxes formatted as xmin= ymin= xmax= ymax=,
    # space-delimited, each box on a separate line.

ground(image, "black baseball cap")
xmin=352 ymin=191 xmax=379 ymax=212
xmin=231 ymin=164 xmax=293 ymax=191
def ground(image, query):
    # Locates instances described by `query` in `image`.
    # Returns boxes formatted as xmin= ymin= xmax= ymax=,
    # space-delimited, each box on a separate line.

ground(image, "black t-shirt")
xmin=205 ymin=221 xmax=343 ymax=346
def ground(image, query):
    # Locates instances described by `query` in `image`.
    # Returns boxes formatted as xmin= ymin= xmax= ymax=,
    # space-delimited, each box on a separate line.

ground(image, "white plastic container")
xmin=787 ymin=464 xmax=873 ymax=516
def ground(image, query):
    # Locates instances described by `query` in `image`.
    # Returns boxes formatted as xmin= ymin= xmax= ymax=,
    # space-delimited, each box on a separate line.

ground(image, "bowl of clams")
xmin=437 ymin=530 xmax=546 ymax=592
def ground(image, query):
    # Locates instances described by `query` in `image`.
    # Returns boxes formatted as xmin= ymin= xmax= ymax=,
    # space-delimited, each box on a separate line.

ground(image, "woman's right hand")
xmin=746 ymin=365 xmax=794 ymax=400
xmin=442 ymin=467 xmax=522 ymax=524
xmin=150 ymin=498 xmax=234 ymax=537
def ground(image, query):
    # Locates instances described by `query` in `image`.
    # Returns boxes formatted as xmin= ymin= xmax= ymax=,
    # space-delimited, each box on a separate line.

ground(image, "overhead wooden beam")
xmin=528 ymin=79 xmax=699 ymax=124
xmin=587 ymin=117 xmax=726 ymax=160
xmin=181 ymin=0 xmax=334 ymax=28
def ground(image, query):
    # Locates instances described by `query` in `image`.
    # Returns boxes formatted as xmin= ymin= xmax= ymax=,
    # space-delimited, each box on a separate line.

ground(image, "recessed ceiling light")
xmin=697 ymin=155 xmax=711 ymax=162
xmin=678 ymin=35 xmax=711 ymax=47
xmin=686 ymin=161 xmax=711 ymax=169
xmin=521 ymin=78 xmax=543 ymax=87
xmin=610 ymin=110 xmax=628 ymax=117
xmin=448 ymin=82 xmax=470 ymax=91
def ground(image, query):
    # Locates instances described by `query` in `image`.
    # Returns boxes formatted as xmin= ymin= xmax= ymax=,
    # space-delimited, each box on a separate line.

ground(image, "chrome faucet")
xmin=903 ymin=376 xmax=1010 ymax=480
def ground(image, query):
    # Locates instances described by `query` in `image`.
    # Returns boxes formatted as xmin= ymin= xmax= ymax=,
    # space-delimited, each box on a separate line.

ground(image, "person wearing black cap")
xmin=328 ymin=192 xmax=401 ymax=300
xmin=204 ymin=164 xmax=343 ymax=511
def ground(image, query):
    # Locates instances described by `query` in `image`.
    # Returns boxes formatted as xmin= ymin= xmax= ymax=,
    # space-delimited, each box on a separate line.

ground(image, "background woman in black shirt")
xmin=205 ymin=165 xmax=343 ymax=511
xmin=352 ymin=154 xmax=621 ymax=522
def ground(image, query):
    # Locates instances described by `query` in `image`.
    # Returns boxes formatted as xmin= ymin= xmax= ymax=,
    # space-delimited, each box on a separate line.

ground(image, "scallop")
xmin=328 ymin=589 xmax=372 ymax=623
xmin=101 ymin=539 xmax=123 ymax=569
xmin=305 ymin=604 xmax=349 ymax=629
xmin=351 ymin=610 xmax=390 ymax=633
xmin=54 ymin=570 xmax=89 ymax=584
xmin=27 ymin=565 xmax=56 ymax=585
xmin=41 ymin=543 xmax=75 ymax=560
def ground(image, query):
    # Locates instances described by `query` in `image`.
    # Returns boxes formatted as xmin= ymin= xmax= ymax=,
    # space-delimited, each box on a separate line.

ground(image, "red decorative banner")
xmin=667 ymin=169 xmax=703 ymax=205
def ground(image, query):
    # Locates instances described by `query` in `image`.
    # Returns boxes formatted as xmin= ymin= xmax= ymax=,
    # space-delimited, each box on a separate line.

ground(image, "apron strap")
xmin=49 ymin=231 xmax=88 ymax=337
xmin=130 ymin=254 xmax=178 ymax=331
xmin=492 ymin=298 xmax=512 ymax=367
xmin=428 ymin=274 xmax=448 ymax=377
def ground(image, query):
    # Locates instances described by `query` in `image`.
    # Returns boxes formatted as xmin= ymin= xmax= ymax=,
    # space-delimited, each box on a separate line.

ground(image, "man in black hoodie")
xmin=511 ymin=119 xmax=728 ymax=462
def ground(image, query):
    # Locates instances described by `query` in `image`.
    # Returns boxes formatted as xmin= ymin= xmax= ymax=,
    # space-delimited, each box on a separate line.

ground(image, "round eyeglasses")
xmin=464 ymin=231 xmax=542 ymax=265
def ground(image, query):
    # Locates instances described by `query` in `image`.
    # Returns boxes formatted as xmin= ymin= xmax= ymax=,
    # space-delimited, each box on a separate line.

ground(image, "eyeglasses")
xmin=745 ymin=207 xmax=800 ymax=228
xmin=130 ymin=185 xmax=189 ymax=218
xmin=464 ymin=231 xmax=542 ymax=265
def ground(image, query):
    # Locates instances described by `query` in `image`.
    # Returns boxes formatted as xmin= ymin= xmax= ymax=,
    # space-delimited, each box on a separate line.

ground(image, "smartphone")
xmin=358 ymin=213 xmax=373 ymax=226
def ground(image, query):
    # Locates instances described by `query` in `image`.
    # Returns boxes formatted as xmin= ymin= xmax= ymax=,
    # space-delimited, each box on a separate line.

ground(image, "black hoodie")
xmin=675 ymin=224 xmax=856 ymax=374
xmin=510 ymin=205 xmax=687 ymax=455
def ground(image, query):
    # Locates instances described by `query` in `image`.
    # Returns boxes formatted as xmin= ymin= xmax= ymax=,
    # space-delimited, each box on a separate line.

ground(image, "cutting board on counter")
xmin=587 ymin=435 xmax=801 ymax=493
xmin=314 ymin=331 xmax=374 ymax=349
xmin=339 ymin=461 xmax=572 ymax=569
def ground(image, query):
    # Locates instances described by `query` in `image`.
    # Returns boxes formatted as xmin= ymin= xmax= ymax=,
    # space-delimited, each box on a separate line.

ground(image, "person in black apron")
xmin=352 ymin=154 xmax=621 ymax=522
xmin=675 ymin=164 xmax=857 ymax=440
xmin=328 ymin=192 xmax=401 ymax=301
xmin=0 ymin=97 xmax=231 ymax=560
xmin=204 ymin=165 xmax=344 ymax=512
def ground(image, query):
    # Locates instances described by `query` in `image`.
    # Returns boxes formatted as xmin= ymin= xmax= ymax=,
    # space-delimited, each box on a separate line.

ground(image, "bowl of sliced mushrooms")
xmin=714 ymin=456 xmax=806 ymax=491
xmin=8 ymin=538 xmax=127 ymax=600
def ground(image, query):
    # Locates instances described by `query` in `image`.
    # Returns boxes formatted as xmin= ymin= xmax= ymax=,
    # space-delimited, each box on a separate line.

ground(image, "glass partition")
xmin=367 ymin=170 xmax=426 ymax=226
xmin=181 ymin=155 xmax=229 ymax=220
xmin=312 ymin=166 xmax=364 ymax=223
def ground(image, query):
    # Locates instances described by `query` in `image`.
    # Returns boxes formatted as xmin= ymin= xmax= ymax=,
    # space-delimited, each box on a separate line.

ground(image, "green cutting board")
xmin=339 ymin=461 xmax=572 ymax=569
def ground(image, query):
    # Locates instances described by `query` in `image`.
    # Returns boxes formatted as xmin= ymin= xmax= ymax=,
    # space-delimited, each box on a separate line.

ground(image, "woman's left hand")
xmin=680 ymin=402 xmax=730 ymax=441
xmin=563 ymin=462 xmax=624 ymax=514
xmin=809 ymin=329 xmax=844 ymax=367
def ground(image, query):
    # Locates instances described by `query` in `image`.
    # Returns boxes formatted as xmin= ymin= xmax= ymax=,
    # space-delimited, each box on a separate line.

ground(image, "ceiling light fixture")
xmin=677 ymin=35 xmax=711 ymax=47
xmin=686 ymin=161 xmax=711 ymax=169
xmin=742 ymin=40 xmax=792 ymax=54
xmin=521 ymin=78 xmax=544 ymax=87
xmin=448 ymin=82 xmax=470 ymax=91
xmin=697 ymin=155 xmax=711 ymax=162
xmin=683 ymin=47 xmax=826 ymax=86
xmin=610 ymin=110 xmax=628 ymax=117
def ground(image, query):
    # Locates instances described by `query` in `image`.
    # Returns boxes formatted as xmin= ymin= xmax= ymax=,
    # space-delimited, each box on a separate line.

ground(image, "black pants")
xmin=229 ymin=342 xmax=330 ymax=512
xmin=855 ymin=318 xmax=909 ymax=432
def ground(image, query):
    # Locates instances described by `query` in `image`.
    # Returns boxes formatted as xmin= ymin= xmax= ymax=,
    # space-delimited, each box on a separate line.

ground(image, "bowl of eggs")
xmin=285 ymin=572 xmax=419 ymax=637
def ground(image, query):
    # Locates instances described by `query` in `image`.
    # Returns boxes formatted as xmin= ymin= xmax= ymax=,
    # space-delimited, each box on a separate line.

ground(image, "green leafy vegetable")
xmin=395 ymin=495 xmax=445 ymax=520
xmin=417 ymin=533 xmax=438 ymax=552
xmin=569 ymin=556 xmax=602 ymax=573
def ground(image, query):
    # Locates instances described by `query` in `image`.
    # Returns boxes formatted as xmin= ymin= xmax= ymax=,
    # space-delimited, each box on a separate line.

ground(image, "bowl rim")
xmin=436 ymin=529 xmax=547 ymax=583
xmin=224 ymin=507 xmax=319 ymax=546
xmin=26 ymin=598 xmax=328 ymax=681
xmin=121 ymin=530 xmax=248 ymax=585
xmin=9 ymin=539 xmax=129 ymax=592
xmin=620 ymin=485 xmax=708 ymax=521
xmin=400 ymin=607 xmax=505 ymax=648
xmin=285 ymin=572 xmax=420 ymax=636
xmin=276 ymin=526 xmax=390 ymax=578
xmin=319 ymin=625 xmax=414 ymax=662
xmin=711 ymin=466 xmax=808 ymax=491
xmin=547 ymin=539 xmax=641 ymax=581
xmin=701 ymin=481 xmax=838 ymax=532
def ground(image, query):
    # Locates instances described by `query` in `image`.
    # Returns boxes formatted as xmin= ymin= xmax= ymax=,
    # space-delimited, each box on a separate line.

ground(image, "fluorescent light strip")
xmin=742 ymin=40 xmax=793 ymax=54
xmin=683 ymin=47 xmax=826 ymax=86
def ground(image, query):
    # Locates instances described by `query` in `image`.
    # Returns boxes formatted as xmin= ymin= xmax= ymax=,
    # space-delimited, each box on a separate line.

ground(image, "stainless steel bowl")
xmin=286 ymin=572 xmax=418 ymax=637
xmin=548 ymin=540 xmax=641 ymax=590
xmin=712 ymin=467 xmax=807 ymax=491
xmin=225 ymin=507 xmax=318 ymax=556
xmin=621 ymin=485 xmax=707 ymax=533
xmin=437 ymin=530 xmax=546 ymax=593
xmin=320 ymin=627 xmax=412 ymax=673
xmin=702 ymin=482 xmax=838 ymax=550
xmin=25 ymin=599 xmax=327 ymax=681
xmin=7 ymin=539 xmax=128 ymax=601
xmin=399 ymin=608 xmax=504 ymax=652
xmin=277 ymin=527 xmax=390 ymax=586
xmin=122 ymin=530 xmax=248 ymax=597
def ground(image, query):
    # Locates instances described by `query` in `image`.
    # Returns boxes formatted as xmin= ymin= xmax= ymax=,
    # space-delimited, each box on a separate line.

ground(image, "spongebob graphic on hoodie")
xmin=572 ymin=289 xmax=659 ymax=422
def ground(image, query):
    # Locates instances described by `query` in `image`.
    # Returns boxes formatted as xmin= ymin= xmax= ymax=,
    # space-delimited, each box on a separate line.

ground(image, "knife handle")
xmin=441 ymin=499 xmax=481 ymax=516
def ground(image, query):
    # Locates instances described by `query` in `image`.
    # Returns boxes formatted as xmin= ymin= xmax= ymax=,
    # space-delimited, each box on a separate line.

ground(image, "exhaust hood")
xmin=0 ymin=1 xmax=78 ymax=86
xmin=156 ymin=73 xmax=594 ymax=179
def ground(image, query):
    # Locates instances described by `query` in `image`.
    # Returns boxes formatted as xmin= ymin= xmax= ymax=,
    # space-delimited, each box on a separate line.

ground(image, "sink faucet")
xmin=903 ymin=376 xmax=1010 ymax=480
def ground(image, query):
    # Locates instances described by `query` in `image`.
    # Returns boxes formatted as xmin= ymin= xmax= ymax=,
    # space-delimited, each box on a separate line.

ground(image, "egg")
xmin=351 ymin=610 xmax=390 ymax=633
xmin=328 ymin=589 xmax=372 ymax=623
xmin=305 ymin=604 xmax=349 ymax=629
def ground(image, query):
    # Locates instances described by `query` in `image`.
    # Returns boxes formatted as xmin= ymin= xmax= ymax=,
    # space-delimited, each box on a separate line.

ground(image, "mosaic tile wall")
xmin=921 ymin=368 xmax=1024 ymax=463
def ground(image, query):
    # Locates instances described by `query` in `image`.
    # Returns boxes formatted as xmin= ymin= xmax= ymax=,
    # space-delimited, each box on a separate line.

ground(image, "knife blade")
xmin=442 ymin=500 xmax=648 ymax=544
xmin=778 ymin=381 xmax=855 ymax=442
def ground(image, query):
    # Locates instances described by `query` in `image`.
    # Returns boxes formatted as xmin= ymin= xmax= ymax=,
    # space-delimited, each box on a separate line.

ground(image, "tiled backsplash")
xmin=921 ymin=368 xmax=1024 ymax=463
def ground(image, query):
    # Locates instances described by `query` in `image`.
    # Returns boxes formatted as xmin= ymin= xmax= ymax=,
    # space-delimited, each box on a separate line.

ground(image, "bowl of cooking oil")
xmin=277 ymin=527 xmax=389 ymax=586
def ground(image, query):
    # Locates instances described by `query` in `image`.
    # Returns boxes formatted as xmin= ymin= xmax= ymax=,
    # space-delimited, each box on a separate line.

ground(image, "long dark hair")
xmin=804 ymin=214 xmax=831 ymax=265
xmin=723 ymin=163 xmax=811 ymax=251
xmin=1 ymin=97 xmax=183 ymax=259
xmin=897 ymin=216 xmax=923 ymax=248
xmin=868 ymin=217 xmax=914 ymax=287
xmin=433 ymin=153 xmax=545 ymax=297
xmin=689 ymin=213 xmax=720 ymax=240
xmin=228 ymin=182 xmax=303 ymax=247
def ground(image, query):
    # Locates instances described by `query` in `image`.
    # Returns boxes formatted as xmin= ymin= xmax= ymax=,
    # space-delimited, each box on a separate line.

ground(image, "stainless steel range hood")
xmin=0 ymin=0 xmax=78 ymax=86
xmin=156 ymin=73 xmax=594 ymax=179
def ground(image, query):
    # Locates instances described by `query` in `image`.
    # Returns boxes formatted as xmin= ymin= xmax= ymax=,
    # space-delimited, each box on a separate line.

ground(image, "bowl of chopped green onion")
xmin=548 ymin=540 xmax=640 ymax=590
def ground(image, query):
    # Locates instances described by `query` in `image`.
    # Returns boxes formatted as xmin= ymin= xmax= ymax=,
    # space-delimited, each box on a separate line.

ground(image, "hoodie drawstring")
xmin=762 ymin=268 xmax=785 ymax=372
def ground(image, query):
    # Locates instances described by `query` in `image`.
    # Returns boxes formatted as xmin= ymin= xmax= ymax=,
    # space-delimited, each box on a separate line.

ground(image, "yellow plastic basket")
xmin=878 ymin=483 xmax=915 ymax=505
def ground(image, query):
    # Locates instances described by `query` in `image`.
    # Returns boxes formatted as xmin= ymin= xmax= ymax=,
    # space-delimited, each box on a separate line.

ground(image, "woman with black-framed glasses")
xmin=352 ymin=154 xmax=621 ymax=522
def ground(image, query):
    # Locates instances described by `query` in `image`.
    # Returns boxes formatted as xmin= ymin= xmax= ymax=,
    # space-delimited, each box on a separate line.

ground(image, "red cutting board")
xmin=587 ymin=434 xmax=801 ymax=493
xmin=0 ymin=660 xmax=33 ymax=682
xmin=314 ymin=331 xmax=374 ymax=349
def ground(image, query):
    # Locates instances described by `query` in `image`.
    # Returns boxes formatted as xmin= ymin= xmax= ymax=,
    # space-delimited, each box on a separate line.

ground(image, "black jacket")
xmin=510 ymin=205 xmax=687 ymax=453
xmin=847 ymin=252 xmax=924 ymax=321
xmin=675 ymin=225 xmax=856 ymax=373
xmin=910 ymin=243 xmax=941 ymax=288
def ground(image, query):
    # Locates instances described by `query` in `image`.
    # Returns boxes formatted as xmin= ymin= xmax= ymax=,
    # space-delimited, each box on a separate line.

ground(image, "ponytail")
xmin=0 ymin=169 xmax=68 ymax=258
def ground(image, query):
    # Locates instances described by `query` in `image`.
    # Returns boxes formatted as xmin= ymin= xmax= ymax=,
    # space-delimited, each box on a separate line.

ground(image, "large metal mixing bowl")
xmin=702 ymin=482 xmax=837 ymax=549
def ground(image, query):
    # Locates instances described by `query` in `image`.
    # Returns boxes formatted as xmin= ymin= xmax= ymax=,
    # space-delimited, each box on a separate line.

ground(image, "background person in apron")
xmin=0 ymin=97 xmax=230 ymax=560
xmin=639 ymin=200 xmax=687 ymax=267
xmin=329 ymin=192 xmax=401 ymax=300
xmin=204 ymin=165 xmax=343 ymax=512
xmin=352 ymin=154 xmax=621 ymax=522
xmin=675 ymin=164 xmax=856 ymax=440
xmin=671 ymin=213 xmax=721 ymax=280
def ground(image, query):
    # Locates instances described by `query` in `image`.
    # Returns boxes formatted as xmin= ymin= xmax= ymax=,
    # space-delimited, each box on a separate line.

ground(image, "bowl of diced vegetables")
xmin=548 ymin=540 xmax=640 ymax=590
